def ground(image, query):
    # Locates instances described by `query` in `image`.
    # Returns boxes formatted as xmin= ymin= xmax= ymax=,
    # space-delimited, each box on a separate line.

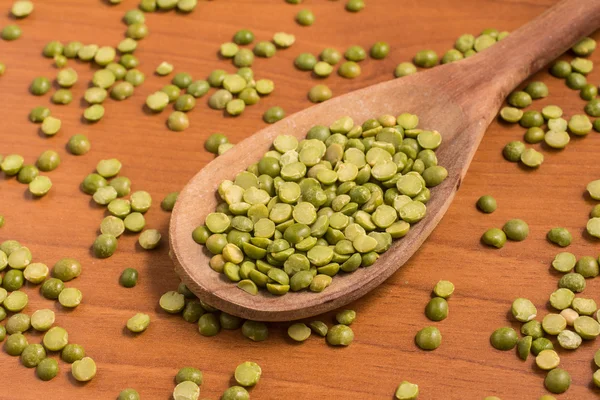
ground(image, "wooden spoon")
xmin=170 ymin=0 xmax=600 ymax=322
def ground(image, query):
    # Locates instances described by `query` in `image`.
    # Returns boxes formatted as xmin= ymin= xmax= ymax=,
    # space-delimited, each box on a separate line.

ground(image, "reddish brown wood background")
xmin=0 ymin=0 xmax=599 ymax=398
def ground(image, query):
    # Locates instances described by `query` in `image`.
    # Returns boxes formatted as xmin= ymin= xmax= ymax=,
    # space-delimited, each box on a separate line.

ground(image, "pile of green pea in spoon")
xmin=193 ymin=113 xmax=448 ymax=296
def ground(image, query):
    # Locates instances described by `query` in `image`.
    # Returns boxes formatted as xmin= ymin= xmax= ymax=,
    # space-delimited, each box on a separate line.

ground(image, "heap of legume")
xmin=393 ymin=28 xmax=509 ymax=79
xmin=79 ymin=159 xmax=163 ymax=257
xmin=498 ymin=37 xmax=597 ymax=169
xmin=0 ymin=239 xmax=93 ymax=382
xmin=489 ymin=245 xmax=600 ymax=394
xmin=1 ymin=152 xmax=56 ymax=197
xmin=192 ymin=113 xmax=447 ymax=296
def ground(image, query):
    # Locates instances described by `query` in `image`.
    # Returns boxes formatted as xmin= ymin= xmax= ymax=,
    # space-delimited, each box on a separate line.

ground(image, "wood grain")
xmin=170 ymin=0 xmax=600 ymax=322
xmin=1 ymin=0 xmax=600 ymax=398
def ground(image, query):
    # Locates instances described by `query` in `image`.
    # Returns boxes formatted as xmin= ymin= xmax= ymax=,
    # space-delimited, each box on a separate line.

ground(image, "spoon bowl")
xmin=170 ymin=0 xmax=600 ymax=321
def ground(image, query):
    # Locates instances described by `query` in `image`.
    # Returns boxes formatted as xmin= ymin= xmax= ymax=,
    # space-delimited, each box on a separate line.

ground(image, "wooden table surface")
xmin=1 ymin=0 xmax=600 ymax=399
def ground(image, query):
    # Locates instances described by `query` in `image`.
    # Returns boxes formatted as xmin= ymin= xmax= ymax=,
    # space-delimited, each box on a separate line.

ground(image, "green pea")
xmin=12 ymin=1 xmax=34 ymax=18
xmin=296 ymin=9 xmax=315 ymax=26
xmin=63 ymin=41 xmax=82 ymax=58
xmin=490 ymin=327 xmax=518 ymax=350
xmin=393 ymin=62 xmax=417 ymax=78
xmin=338 ymin=61 xmax=361 ymax=78
xmin=139 ymin=229 xmax=161 ymax=250
xmin=547 ymin=227 xmax=572 ymax=247
xmin=126 ymin=313 xmax=150 ymax=333
xmin=110 ymin=82 xmax=134 ymax=101
xmin=345 ymin=45 xmax=366 ymax=62
xmin=118 ymin=389 xmax=140 ymax=400
xmin=67 ymin=134 xmax=91 ymax=156
xmin=175 ymin=367 xmax=203 ymax=385
xmin=93 ymin=234 xmax=118 ymax=258
xmin=6 ymin=313 xmax=31 ymax=335
xmin=146 ymin=91 xmax=170 ymax=112
xmin=320 ymin=48 xmax=342 ymax=65
xmin=205 ymin=133 xmax=229 ymax=154
xmin=414 ymin=50 xmax=438 ymax=68
xmin=549 ymin=288 xmax=575 ymax=310
xmin=17 ymin=165 xmax=39 ymax=184
xmin=21 ymin=343 xmax=46 ymax=367
xmin=395 ymin=381 xmax=419 ymax=400
xmin=585 ymin=99 xmax=600 ymax=118
xmin=119 ymin=268 xmax=138 ymax=288
xmin=519 ymin=110 xmax=544 ymax=128
xmin=222 ymin=386 xmax=249 ymax=400
xmin=71 ymin=357 xmax=97 ymax=382
xmin=481 ymin=228 xmax=506 ymax=248
xmin=36 ymin=358 xmax=59 ymax=381
xmin=502 ymin=219 xmax=529 ymax=241
xmin=172 ymin=72 xmax=193 ymax=89
xmin=29 ymin=176 xmax=52 ymax=197
xmin=198 ymin=313 xmax=220 ymax=336
xmin=2 ymin=25 xmax=22 ymax=41
xmin=370 ymin=42 xmax=390 ymax=59
xmin=120 ymin=54 xmax=139 ymax=70
xmin=29 ymin=106 xmax=51 ymax=123
xmin=241 ymin=320 xmax=268 ymax=341
xmin=524 ymin=81 xmax=549 ymax=99
xmin=542 ymin=313 xmax=567 ymax=335
xmin=580 ymin=84 xmax=598 ymax=101
xmin=507 ymin=91 xmax=532 ymax=108
xmin=78 ymin=44 xmax=99 ymax=61
xmin=187 ymin=80 xmax=210 ymax=97
xmin=346 ymin=0 xmax=365 ymax=12
xmin=83 ymin=104 xmax=105 ymax=122
xmin=208 ymin=89 xmax=232 ymax=110
xmin=30 ymin=77 xmax=51 ymax=96
xmin=168 ymin=111 xmax=190 ymax=132
xmin=41 ymin=278 xmax=64 ymax=300
xmin=43 ymin=326 xmax=68 ymax=351
xmin=5 ymin=333 xmax=28 ymax=356
xmin=308 ymin=84 xmax=332 ymax=103
xmin=415 ymin=326 xmax=441 ymax=350
xmin=524 ymin=127 xmax=544 ymax=144
xmin=559 ymin=273 xmax=586 ymax=293
xmin=159 ymin=291 xmax=185 ymax=314
xmin=575 ymin=256 xmax=599 ymax=278
xmin=326 ymin=324 xmax=354 ymax=346
xmin=177 ymin=0 xmax=197 ymax=12
xmin=233 ymin=29 xmax=254 ymax=45
xmin=36 ymin=150 xmax=60 ymax=172
xmin=52 ymin=258 xmax=81 ymax=282
xmin=425 ymin=297 xmax=448 ymax=321
xmin=253 ymin=41 xmax=276 ymax=58
xmin=570 ymin=37 xmax=596 ymax=57
xmin=502 ymin=141 xmax=525 ymax=162
xmin=125 ymin=69 xmax=145 ymax=87
xmin=295 ymin=53 xmax=317 ymax=71
xmin=521 ymin=320 xmax=543 ymax=340
xmin=544 ymin=368 xmax=571 ymax=394
xmin=566 ymin=72 xmax=587 ymax=90
xmin=126 ymin=23 xmax=148 ymax=40
xmin=476 ymin=195 xmax=497 ymax=213
xmin=441 ymin=49 xmax=464 ymax=64
xmin=474 ymin=34 xmax=496 ymax=51
xmin=61 ymin=344 xmax=85 ymax=363
xmin=234 ymin=361 xmax=262 ymax=386
xmin=263 ymin=107 xmax=285 ymax=124
xmin=174 ymin=94 xmax=196 ymax=112
xmin=233 ymin=49 xmax=254 ymax=68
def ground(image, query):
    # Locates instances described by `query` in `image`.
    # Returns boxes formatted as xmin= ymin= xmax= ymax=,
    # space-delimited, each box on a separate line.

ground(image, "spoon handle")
xmin=461 ymin=0 xmax=600 ymax=117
